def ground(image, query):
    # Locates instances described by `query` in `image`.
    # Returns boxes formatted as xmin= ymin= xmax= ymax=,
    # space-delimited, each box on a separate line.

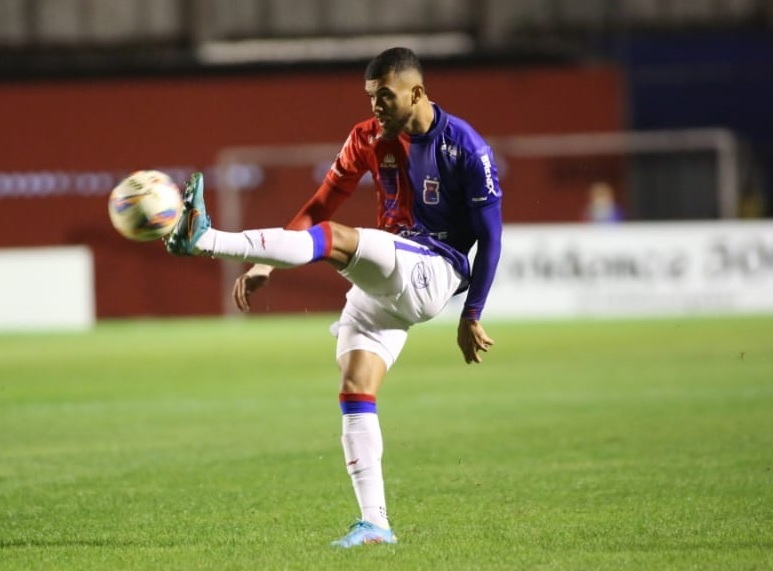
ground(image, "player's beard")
xmin=379 ymin=110 xmax=411 ymax=140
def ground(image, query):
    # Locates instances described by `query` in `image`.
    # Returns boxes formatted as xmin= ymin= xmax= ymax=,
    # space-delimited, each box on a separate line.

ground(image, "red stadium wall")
xmin=0 ymin=65 xmax=624 ymax=318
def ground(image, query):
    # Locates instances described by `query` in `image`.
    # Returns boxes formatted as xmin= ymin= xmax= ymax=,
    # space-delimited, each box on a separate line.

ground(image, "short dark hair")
xmin=364 ymin=47 xmax=423 ymax=80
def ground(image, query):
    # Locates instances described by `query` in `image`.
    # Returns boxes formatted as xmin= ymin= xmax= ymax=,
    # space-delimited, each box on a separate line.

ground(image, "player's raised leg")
xmin=165 ymin=172 xmax=356 ymax=269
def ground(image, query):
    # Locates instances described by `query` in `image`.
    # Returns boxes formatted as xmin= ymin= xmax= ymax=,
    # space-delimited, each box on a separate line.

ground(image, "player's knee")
xmin=337 ymin=350 xmax=387 ymax=394
xmin=328 ymin=222 xmax=359 ymax=266
xmin=339 ymin=366 xmax=375 ymax=394
xmin=329 ymin=222 xmax=359 ymax=250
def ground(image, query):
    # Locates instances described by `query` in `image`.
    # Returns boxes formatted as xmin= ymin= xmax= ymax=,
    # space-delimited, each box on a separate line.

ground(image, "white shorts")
xmin=331 ymin=228 xmax=463 ymax=369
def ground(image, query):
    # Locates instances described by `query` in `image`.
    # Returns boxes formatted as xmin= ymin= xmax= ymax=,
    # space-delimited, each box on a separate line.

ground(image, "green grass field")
xmin=1 ymin=315 xmax=772 ymax=570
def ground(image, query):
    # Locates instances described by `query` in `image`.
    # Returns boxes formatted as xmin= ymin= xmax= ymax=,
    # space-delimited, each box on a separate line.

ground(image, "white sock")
xmin=342 ymin=413 xmax=390 ymax=530
xmin=194 ymin=227 xmax=316 ymax=268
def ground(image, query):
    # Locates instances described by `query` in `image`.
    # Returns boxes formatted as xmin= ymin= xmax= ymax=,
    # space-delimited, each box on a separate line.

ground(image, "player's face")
xmin=365 ymin=71 xmax=416 ymax=139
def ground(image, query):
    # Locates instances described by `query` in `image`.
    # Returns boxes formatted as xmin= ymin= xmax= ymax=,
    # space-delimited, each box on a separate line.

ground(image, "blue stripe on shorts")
xmin=394 ymin=241 xmax=439 ymax=256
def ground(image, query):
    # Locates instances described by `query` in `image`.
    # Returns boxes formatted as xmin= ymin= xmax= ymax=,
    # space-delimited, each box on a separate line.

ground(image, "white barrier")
xmin=0 ymin=246 xmax=95 ymax=331
xmin=444 ymin=221 xmax=773 ymax=320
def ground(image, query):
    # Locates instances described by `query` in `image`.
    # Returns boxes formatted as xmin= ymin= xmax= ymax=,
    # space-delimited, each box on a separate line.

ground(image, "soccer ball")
xmin=108 ymin=170 xmax=183 ymax=241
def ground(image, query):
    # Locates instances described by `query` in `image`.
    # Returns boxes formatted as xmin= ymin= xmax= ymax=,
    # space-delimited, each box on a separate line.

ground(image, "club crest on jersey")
xmin=423 ymin=178 xmax=440 ymax=205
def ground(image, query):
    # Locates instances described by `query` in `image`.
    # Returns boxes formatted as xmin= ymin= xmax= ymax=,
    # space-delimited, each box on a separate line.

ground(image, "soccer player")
xmin=166 ymin=47 xmax=503 ymax=547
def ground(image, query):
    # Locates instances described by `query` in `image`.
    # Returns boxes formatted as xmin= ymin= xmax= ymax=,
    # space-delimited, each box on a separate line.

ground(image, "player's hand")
xmin=232 ymin=264 xmax=274 ymax=312
xmin=457 ymin=318 xmax=494 ymax=364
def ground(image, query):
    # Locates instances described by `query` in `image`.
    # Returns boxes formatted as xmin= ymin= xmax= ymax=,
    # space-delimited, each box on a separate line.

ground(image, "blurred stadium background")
xmin=1 ymin=0 xmax=772 ymax=328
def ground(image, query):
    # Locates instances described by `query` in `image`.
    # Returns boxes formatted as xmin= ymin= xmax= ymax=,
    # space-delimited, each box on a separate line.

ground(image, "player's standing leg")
xmin=330 ymin=350 xmax=397 ymax=547
xmin=330 ymin=230 xmax=456 ymax=548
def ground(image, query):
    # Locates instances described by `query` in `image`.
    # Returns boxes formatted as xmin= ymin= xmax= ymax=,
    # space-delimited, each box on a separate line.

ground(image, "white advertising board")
xmin=445 ymin=221 xmax=773 ymax=320
xmin=0 ymin=246 xmax=95 ymax=331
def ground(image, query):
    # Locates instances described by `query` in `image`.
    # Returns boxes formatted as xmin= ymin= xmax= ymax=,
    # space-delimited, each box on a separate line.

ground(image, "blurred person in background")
xmin=582 ymin=180 xmax=623 ymax=223
xmin=166 ymin=47 xmax=503 ymax=547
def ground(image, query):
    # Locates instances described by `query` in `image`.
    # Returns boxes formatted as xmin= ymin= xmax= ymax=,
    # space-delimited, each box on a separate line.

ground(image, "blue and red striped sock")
xmin=339 ymin=392 xmax=377 ymax=415
xmin=307 ymin=221 xmax=333 ymax=262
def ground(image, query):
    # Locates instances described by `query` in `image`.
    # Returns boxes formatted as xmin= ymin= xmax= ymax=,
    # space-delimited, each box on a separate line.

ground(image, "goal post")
xmin=492 ymin=128 xmax=740 ymax=220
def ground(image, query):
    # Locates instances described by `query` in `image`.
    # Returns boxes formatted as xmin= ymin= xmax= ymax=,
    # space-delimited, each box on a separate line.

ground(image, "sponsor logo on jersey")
xmin=480 ymin=153 xmax=498 ymax=196
xmin=472 ymin=153 xmax=499 ymax=202
xmin=380 ymin=153 xmax=397 ymax=168
xmin=439 ymin=142 xmax=459 ymax=158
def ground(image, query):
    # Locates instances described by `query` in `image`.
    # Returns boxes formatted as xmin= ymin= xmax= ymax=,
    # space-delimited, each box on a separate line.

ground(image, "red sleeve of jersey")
xmin=284 ymin=184 xmax=350 ymax=230
xmin=285 ymin=128 xmax=367 ymax=230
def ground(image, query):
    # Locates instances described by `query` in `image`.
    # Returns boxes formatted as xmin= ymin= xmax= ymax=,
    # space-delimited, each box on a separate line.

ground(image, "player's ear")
xmin=411 ymin=84 xmax=425 ymax=104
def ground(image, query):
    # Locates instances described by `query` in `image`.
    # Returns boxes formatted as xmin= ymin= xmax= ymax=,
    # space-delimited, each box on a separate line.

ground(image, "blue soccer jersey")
xmin=288 ymin=103 xmax=503 ymax=321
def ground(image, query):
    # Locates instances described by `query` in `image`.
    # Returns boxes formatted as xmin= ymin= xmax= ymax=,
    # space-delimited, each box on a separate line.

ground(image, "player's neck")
xmin=404 ymin=100 xmax=435 ymax=136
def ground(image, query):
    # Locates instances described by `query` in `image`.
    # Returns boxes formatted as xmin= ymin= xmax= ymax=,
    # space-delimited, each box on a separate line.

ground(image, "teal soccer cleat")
xmin=165 ymin=172 xmax=211 ymax=256
xmin=330 ymin=520 xmax=397 ymax=548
